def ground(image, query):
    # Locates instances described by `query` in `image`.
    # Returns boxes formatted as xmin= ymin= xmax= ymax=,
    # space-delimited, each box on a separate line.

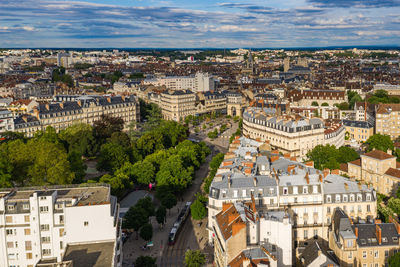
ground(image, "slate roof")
xmin=362 ymin=150 xmax=395 ymax=160
xmin=300 ymin=241 xmax=338 ymax=267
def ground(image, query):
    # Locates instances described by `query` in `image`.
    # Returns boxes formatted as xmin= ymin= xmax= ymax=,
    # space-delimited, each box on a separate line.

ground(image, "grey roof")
xmin=300 ymin=241 xmax=338 ymax=267
xmin=63 ymin=241 xmax=115 ymax=267
xmin=343 ymin=119 xmax=374 ymax=129
xmin=354 ymin=223 xmax=400 ymax=247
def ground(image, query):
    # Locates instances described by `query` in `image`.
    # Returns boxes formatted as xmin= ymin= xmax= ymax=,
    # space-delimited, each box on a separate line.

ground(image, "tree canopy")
xmin=306 ymin=145 xmax=359 ymax=170
xmin=185 ymin=250 xmax=206 ymax=267
xmin=366 ymin=134 xmax=394 ymax=152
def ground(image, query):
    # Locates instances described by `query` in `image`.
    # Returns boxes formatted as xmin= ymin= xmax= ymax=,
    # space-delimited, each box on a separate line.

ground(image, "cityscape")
xmin=1 ymin=1 xmax=400 ymax=267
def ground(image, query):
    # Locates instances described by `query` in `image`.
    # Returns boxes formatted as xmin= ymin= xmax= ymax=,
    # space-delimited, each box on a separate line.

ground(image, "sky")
xmin=0 ymin=0 xmax=400 ymax=48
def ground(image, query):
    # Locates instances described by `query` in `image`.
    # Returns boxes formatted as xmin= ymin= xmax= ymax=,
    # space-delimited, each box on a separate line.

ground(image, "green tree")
xmin=185 ymin=250 xmax=206 ymax=267
xmin=156 ymin=155 xmax=194 ymax=191
xmin=336 ymin=102 xmax=350 ymax=110
xmin=97 ymin=143 xmax=129 ymax=172
xmin=139 ymin=223 xmax=153 ymax=241
xmin=191 ymin=199 xmax=207 ymax=220
xmin=156 ymin=205 xmax=167 ymax=225
xmin=144 ymin=149 xmax=171 ymax=172
xmin=366 ymin=134 xmax=394 ymax=152
xmin=93 ymin=114 xmax=124 ymax=143
xmin=59 ymin=123 xmax=95 ymax=156
xmin=210 ymin=153 xmax=225 ymax=170
xmin=321 ymin=102 xmax=329 ymax=106
xmin=107 ymin=131 xmax=131 ymax=148
xmin=307 ymin=144 xmax=339 ymax=170
xmin=132 ymin=160 xmax=155 ymax=185
xmin=99 ymin=172 xmax=131 ymax=198
xmin=136 ymin=131 xmax=165 ymax=156
xmin=156 ymin=189 xmax=177 ymax=212
xmin=123 ymin=206 xmax=148 ymax=235
xmin=134 ymin=256 xmax=157 ymax=267
xmin=311 ymin=101 xmax=319 ymax=106
xmin=27 ymin=140 xmax=75 ymax=185
xmin=136 ymin=197 xmax=155 ymax=218
xmin=67 ymin=150 xmax=87 ymax=183
xmin=389 ymin=252 xmax=400 ymax=267
xmin=337 ymin=146 xmax=359 ymax=163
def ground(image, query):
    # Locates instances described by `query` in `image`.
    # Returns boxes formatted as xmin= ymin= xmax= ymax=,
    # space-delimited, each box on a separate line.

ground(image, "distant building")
xmin=375 ymin=103 xmax=400 ymax=139
xmin=0 ymin=184 xmax=122 ymax=267
xmin=347 ymin=150 xmax=400 ymax=195
xmin=329 ymin=208 xmax=400 ymax=267
xmin=142 ymin=72 xmax=214 ymax=92
xmin=373 ymin=83 xmax=400 ymax=96
xmin=287 ymin=89 xmax=347 ymax=107
xmin=0 ymin=109 xmax=14 ymax=133
xmin=160 ymin=90 xmax=196 ymax=122
xmin=343 ymin=120 xmax=374 ymax=144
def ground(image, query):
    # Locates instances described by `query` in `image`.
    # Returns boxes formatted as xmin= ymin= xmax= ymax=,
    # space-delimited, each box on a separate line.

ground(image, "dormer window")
xmin=336 ymin=195 xmax=341 ymax=203
xmin=283 ymin=187 xmax=288 ymax=195
xmin=326 ymin=195 xmax=331 ymax=203
xmin=350 ymin=194 xmax=355 ymax=202
xmin=303 ymin=187 xmax=308 ymax=194
xmin=7 ymin=205 xmax=15 ymax=211
xmin=366 ymin=194 xmax=371 ymax=201
xmin=343 ymin=195 xmax=348 ymax=202
xmin=293 ymin=186 xmax=298 ymax=194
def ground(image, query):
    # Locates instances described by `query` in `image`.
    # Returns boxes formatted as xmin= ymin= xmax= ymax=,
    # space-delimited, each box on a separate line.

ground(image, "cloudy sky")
xmin=0 ymin=0 xmax=399 ymax=48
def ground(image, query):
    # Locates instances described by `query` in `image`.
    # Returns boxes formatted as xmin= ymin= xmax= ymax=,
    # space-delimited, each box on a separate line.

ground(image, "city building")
xmin=298 ymin=241 xmax=338 ymax=267
xmin=346 ymin=150 xmax=400 ymax=195
xmin=375 ymin=104 xmax=400 ymax=140
xmin=142 ymin=72 xmax=214 ymax=92
xmin=208 ymin=137 xmax=377 ymax=265
xmin=242 ymin=107 xmax=345 ymax=159
xmin=343 ymin=120 xmax=374 ymax=144
xmin=329 ymin=208 xmax=400 ymax=267
xmin=160 ymin=90 xmax=196 ymax=122
xmin=213 ymin=200 xmax=292 ymax=267
xmin=373 ymin=83 xmax=400 ymax=96
xmin=13 ymin=95 xmax=139 ymax=137
xmin=287 ymin=89 xmax=347 ymax=107
xmin=0 ymin=109 xmax=14 ymax=133
xmin=0 ymin=184 xmax=122 ymax=267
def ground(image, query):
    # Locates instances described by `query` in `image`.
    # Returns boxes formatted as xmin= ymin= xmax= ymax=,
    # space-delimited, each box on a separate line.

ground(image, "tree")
xmin=337 ymin=146 xmax=359 ymax=164
xmin=123 ymin=206 xmax=148 ymax=235
xmin=27 ymin=139 xmax=75 ymax=185
xmin=99 ymin=172 xmax=131 ymax=198
xmin=139 ymin=223 xmax=153 ymax=241
xmin=132 ymin=160 xmax=155 ymax=185
xmin=389 ymin=252 xmax=400 ymax=267
xmin=321 ymin=102 xmax=329 ymax=106
xmin=107 ymin=131 xmax=131 ymax=148
xmin=134 ymin=256 xmax=157 ymax=267
xmin=311 ymin=101 xmax=319 ymax=106
xmin=67 ymin=150 xmax=87 ymax=183
xmin=59 ymin=123 xmax=95 ymax=156
xmin=366 ymin=134 xmax=394 ymax=152
xmin=210 ymin=153 xmax=225 ymax=170
xmin=156 ymin=155 xmax=194 ymax=191
xmin=156 ymin=205 xmax=167 ymax=225
xmin=191 ymin=199 xmax=207 ymax=220
xmin=185 ymin=250 xmax=206 ymax=267
xmin=97 ymin=143 xmax=129 ymax=172
xmin=136 ymin=131 xmax=165 ymax=156
xmin=93 ymin=114 xmax=124 ymax=143
xmin=336 ymin=102 xmax=350 ymax=110
xmin=156 ymin=189 xmax=177 ymax=212
xmin=136 ymin=197 xmax=155 ymax=218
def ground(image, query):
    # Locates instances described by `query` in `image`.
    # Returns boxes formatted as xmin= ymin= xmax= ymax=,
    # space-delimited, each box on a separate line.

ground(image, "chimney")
xmin=77 ymin=100 xmax=82 ymax=107
xmin=283 ymin=153 xmax=291 ymax=159
xmin=290 ymin=156 xmax=297 ymax=162
xmin=121 ymin=95 xmax=126 ymax=101
xmin=251 ymin=192 xmax=256 ymax=213
xmin=107 ymin=96 xmax=111 ymax=103
xmin=253 ymin=177 xmax=257 ymax=186
xmin=389 ymin=216 xmax=400 ymax=234
xmin=323 ymin=169 xmax=330 ymax=178
xmin=222 ymin=202 xmax=231 ymax=212
xmin=270 ymin=156 xmax=279 ymax=163
xmin=331 ymin=169 xmax=339 ymax=175
xmin=319 ymin=174 xmax=323 ymax=183
xmin=287 ymin=165 xmax=295 ymax=173
xmin=45 ymin=103 xmax=50 ymax=110
xmin=344 ymin=183 xmax=349 ymax=191
xmin=33 ymin=107 xmax=40 ymax=119
xmin=355 ymin=226 xmax=358 ymax=237
xmin=22 ymin=115 xmax=28 ymax=123
xmin=305 ymin=161 xmax=314 ymax=168
xmin=376 ymin=225 xmax=382 ymax=245
xmin=59 ymin=101 xmax=64 ymax=109
xmin=305 ymin=172 xmax=310 ymax=184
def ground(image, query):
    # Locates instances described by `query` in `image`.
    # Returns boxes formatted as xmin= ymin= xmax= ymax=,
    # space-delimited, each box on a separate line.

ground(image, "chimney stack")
xmin=355 ymin=226 xmax=358 ymax=237
xmin=253 ymin=177 xmax=257 ymax=186
xmin=376 ymin=225 xmax=382 ymax=245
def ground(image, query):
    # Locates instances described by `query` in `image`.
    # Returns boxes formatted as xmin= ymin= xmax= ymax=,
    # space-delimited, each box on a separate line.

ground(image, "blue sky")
xmin=0 ymin=0 xmax=399 ymax=48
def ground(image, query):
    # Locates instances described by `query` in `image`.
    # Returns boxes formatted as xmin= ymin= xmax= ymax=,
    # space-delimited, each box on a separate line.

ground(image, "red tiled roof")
xmin=348 ymin=159 xmax=361 ymax=166
xmin=363 ymin=150 xmax=395 ymax=160
xmin=215 ymin=203 xmax=246 ymax=241
xmin=340 ymin=163 xmax=348 ymax=172
xmin=385 ymin=168 xmax=400 ymax=179
xmin=376 ymin=104 xmax=400 ymax=114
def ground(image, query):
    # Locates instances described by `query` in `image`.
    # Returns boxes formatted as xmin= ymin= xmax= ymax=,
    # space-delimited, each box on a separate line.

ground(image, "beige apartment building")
xmin=242 ymin=107 xmax=345 ymax=159
xmin=13 ymin=95 xmax=139 ymax=137
xmin=343 ymin=120 xmax=374 ymax=144
xmin=160 ymin=89 xmax=196 ymax=122
xmin=347 ymin=150 xmax=400 ymax=195
xmin=329 ymin=208 xmax=400 ymax=267
xmin=375 ymin=104 xmax=400 ymax=140
xmin=287 ymin=89 xmax=347 ymax=107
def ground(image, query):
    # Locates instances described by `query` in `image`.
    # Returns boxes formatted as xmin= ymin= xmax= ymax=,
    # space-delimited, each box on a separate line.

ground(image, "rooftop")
xmin=362 ymin=150 xmax=395 ymax=160
xmin=63 ymin=241 xmax=115 ymax=267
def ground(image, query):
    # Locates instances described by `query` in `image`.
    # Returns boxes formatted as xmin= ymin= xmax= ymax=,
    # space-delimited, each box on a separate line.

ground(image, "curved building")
xmin=242 ymin=107 xmax=345 ymax=159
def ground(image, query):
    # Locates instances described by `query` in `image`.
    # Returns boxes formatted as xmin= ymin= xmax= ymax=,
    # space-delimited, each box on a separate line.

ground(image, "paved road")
xmin=158 ymin=143 xmax=223 ymax=267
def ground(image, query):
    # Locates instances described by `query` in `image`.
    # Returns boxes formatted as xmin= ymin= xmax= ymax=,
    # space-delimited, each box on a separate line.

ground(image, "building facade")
xmin=0 ymin=184 xmax=122 ymax=267
xmin=160 ymin=90 xmax=196 ymax=122
xmin=375 ymin=104 xmax=400 ymax=140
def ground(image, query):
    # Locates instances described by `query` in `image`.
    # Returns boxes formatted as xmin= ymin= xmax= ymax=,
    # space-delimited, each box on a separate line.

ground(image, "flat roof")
xmin=63 ymin=241 xmax=115 ymax=267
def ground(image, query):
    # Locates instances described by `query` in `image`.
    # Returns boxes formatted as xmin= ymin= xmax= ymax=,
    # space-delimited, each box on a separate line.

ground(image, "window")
xmin=41 ymin=236 xmax=50 ymax=243
xmin=343 ymin=195 xmax=348 ymax=202
xmin=26 ymin=252 xmax=32 ymax=259
xmin=314 ymin=229 xmax=318 ymax=239
xmin=375 ymin=251 xmax=379 ymax=258
xmin=327 ymin=195 xmax=331 ymax=203
xmin=363 ymin=251 xmax=367 ymax=258
xmin=293 ymin=186 xmax=298 ymax=194
xmin=6 ymin=229 xmax=14 ymax=235
xmin=59 ymin=228 xmax=64 ymax=237
xmin=40 ymin=224 xmax=49 ymax=231
xmin=304 ymin=230 xmax=308 ymax=239
xmin=24 ymin=228 xmax=31 ymax=235
xmin=7 ymin=205 xmax=15 ymax=211
xmin=233 ymin=190 xmax=238 ymax=197
xmin=347 ymin=240 xmax=353 ymax=248
xmin=60 ymin=241 xmax=63 ymax=249
xmin=84 ymin=221 xmax=89 ymax=227
xmin=385 ymin=250 xmax=389 ymax=257
xmin=242 ymin=190 xmax=246 ymax=197
xmin=350 ymin=194 xmax=355 ymax=202
xmin=303 ymin=187 xmax=308 ymax=194
xmin=327 ymin=207 xmax=331 ymax=214
xmin=5 ymin=216 xmax=12 ymax=223
xmin=40 ymin=206 xmax=49 ymax=213
xmin=336 ymin=195 xmax=341 ymax=203
xmin=283 ymin=187 xmax=288 ymax=195
xmin=23 ymin=204 xmax=30 ymax=210
xmin=313 ymin=185 xmax=318 ymax=193
xmin=366 ymin=194 xmax=371 ymax=201
xmin=7 ymin=242 xmax=14 ymax=248
xmin=40 ymin=196 xmax=46 ymax=200
xmin=24 ymin=215 xmax=30 ymax=223
xmin=348 ymin=251 xmax=352 ymax=259
xmin=25 ymin=241 xmax=32 ymax=251
xmin=42 ymin=249 xmax=51 ymax=256
xmin=367 ymin=205 xmax=371 ymax=212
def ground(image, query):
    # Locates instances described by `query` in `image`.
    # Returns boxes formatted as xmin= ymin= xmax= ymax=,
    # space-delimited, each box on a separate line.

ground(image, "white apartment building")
xmin=242 ymin=107 xmax=345 ymax=159
xmin=0 ymin=109 xmax=14 ymax=133
xmin=0 ymin=184 xmax=122 ymax=267
xmin=143 ymin=72 xmax=214 ymax=92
